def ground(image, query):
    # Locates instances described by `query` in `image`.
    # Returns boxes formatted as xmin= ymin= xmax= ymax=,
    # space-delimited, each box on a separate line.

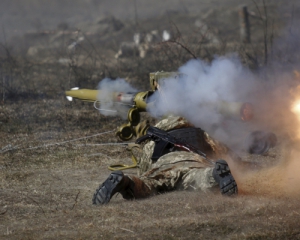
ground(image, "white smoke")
xmin=96 ymin=48 xmax=299 ymax=152
xmin=97 ymin=78 xmax=138 ymax=118
xmin=148 ymin=55 xmax=259 ymax=148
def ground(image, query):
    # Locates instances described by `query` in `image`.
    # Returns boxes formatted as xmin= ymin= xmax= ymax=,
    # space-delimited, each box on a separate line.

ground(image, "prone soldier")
xmin=92 ymin=115 xmax=238 ymax=205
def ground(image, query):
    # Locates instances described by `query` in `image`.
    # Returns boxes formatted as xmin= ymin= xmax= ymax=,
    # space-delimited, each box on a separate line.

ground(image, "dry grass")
xmin=1 ymin=1 xmax=300 ymax=239
xmin=1 ymin=100 xmax=300 ymax=240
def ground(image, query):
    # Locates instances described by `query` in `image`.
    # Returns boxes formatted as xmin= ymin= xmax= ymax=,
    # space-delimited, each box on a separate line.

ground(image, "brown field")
xmin=1 ymin=0 xmax=300 ymax=239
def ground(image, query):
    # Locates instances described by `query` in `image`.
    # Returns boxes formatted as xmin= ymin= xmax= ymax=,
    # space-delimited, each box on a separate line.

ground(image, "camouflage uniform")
xmin=93 ymin=116 xmax=237 ymax=205
xmin=133 ymin=115 xmax=230 ymax=194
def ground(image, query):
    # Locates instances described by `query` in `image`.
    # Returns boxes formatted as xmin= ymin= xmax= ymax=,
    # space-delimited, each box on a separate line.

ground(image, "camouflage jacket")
xmin=136 ymin=115 xmax=229 ymax=175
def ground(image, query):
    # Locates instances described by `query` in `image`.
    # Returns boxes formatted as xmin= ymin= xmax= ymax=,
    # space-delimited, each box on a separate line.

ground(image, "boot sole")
xmin=214 ymin=159 xmax=230 ymax=175
xmin=220 ymin=175 xmax=238 ymax=196
xmin=214 ymin=160 xmax=238 ymax=196
xmin=92 ymin=171 xmax=124 ymax=205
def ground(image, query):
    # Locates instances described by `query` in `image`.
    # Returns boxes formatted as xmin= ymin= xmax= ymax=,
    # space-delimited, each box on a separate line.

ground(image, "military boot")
xmin=92 ymin=171 xmax=152 ymax=205
xmin=212 ymin=160 xmax=238 ymax=196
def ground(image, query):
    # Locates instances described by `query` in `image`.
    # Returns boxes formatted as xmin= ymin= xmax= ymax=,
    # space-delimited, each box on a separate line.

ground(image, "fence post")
xmin=239 ymin=6 xmax=251 ymax=43
xmin=1 ymin=73 xmax=4 ymax=102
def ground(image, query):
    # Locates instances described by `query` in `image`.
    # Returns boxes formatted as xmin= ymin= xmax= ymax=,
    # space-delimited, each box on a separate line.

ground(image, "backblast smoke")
xmin=147 ymin=56 xmax=259 ymax=150
xmin=96 ymin=24 xmax=300 ymax=198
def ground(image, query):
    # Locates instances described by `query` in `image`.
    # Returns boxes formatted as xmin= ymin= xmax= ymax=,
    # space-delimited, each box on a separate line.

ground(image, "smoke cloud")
xmin=95 ymin=27 xmax=300 ymax=198
xmin=148 ymin=56 xmax=262 ymax=150
xmin=97 ymin=77 xmax=138 ymax=118
xmin=97 ymin=54 xmax=300 ymax=152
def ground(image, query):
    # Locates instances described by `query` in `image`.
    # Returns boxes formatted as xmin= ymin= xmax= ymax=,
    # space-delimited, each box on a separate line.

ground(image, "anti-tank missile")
xmin=65 ymin=70 xmax=254 ymax=140
xmin=66 ymin=88 xmax=155 ymax=140
xmin=65 ymin=88 xmax=153 ymax=112
xmin=65 ymin=88 xmax=98 ymax=102
xmin=66 ymin=88 xmax=253 ymax=121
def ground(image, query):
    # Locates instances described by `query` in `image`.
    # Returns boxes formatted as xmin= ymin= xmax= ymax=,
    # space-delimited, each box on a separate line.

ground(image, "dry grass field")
xmin=1 ymin=100 xmax=300 ymax=240
xmin=1 ymin=0 xmax=300 ymax=239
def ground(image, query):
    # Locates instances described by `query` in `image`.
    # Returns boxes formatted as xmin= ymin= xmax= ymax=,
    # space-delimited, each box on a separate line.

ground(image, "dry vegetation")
xmin=1 ymin=0 xmax=300 ymax=239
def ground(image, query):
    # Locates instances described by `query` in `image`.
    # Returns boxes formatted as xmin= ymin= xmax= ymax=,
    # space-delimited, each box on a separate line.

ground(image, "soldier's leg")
xmin=92 ymin=165 xmax=184 ymax=205
xmin=181 ymin=167 xmax=218 ymax=191
xmin=181 ymin=159 xmax=237 ymax=196
xmin=93 ymin=160 xmax=237 ymax=205
xmin=92 ymin=171 xmax=153 ymax=205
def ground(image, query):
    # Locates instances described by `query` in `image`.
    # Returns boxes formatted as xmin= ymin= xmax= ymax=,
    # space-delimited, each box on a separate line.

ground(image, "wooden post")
xmin=239 ymin=6 xmax=251 ymax=43
xmin=2 ymin=74 xmax=4 ymax=103
xmin=2 ymin=77 xmax=3 ymax=102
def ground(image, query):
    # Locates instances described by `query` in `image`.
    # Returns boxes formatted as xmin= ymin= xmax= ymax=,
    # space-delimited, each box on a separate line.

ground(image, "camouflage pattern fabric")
xmin=131 ymin=115 xmax=231 ymax=194
xmin=138 ymin=151 xmax=218 ymax=194
xmin=136 ymin=140 xmax=155 ymax=176
xmin=137 ymin=115 xmax=230 ymax=175
xmin=137 ymin=116 xmax=193 ymax=175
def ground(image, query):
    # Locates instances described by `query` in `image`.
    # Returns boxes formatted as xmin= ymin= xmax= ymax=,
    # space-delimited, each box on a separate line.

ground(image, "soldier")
xmin=92 ymin=115 xmax=238 ymax=205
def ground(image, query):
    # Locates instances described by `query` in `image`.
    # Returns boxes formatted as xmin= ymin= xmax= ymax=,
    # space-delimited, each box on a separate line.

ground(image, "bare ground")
xmin=1 ymin=100 xmax=300 ymax=240
xmin=1 ymin=0 xmax=300 ymax=239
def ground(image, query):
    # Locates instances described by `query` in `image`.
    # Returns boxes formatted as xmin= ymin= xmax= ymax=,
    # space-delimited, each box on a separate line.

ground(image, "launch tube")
xmin=65 ymin=89 xmax=253 ymax=121
xmin=65 ymin=88 xmax=151 ymax=112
